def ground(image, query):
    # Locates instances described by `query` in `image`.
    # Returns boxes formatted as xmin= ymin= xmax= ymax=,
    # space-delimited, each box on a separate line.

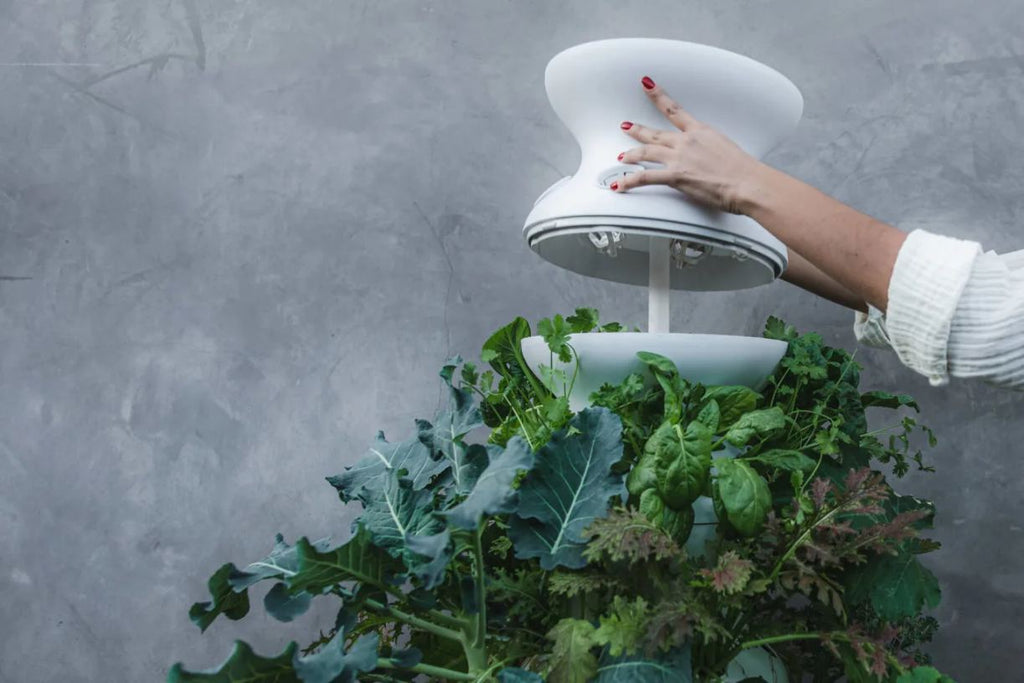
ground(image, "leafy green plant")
xmin=169 ymin=311 xmax=956 ymax=682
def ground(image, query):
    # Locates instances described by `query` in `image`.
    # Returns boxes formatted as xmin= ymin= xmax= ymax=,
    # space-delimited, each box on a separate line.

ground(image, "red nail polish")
xmin=642 ymin=76 xmax=655 ymax=90
xmin=617 ymin=152 xmax=624 ymax=161
xmin=620 ymin=121 xmax=633 ymax=130
xmin=610 ymin=182 xmax=619 ymax=191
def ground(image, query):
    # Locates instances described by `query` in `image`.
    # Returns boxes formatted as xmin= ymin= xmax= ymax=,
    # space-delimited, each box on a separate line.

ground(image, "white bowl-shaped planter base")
xmin=520 ymin=333 xmax=787 ymax=412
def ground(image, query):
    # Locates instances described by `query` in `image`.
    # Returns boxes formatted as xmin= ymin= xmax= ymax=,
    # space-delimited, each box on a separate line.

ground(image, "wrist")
xmin=731 ymin=162 xmax=785 ymax=217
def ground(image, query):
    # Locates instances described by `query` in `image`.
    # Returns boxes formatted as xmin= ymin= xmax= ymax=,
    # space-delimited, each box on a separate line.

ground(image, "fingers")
xmin=621 ymin=121 xmax=677 ymax=147
xmin=618 ymin=144 xmax=673 ymax=164
xmin=641 ymin=75 xmax=699 ymax=131
xmin=610 ymin=167 xmax=678 ymax=192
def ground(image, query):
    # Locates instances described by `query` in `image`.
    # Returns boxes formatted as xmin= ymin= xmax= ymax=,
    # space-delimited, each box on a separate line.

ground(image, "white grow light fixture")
xmin=520 ymin=37 xmax=804 ymax=410
xmin=523 ymin=38 xmax=804 ymax=295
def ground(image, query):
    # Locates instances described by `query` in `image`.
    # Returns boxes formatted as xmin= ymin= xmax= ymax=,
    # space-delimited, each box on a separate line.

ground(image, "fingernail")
xmin=610 ymin=182 xmax=619 ymax=191
xmin=617 ymin=152 xmax=624 ymax=161
xmin=642 ymin=76 xmax=655 ymax=90
xmin=620 ymin=121 xmax=633 ymax=130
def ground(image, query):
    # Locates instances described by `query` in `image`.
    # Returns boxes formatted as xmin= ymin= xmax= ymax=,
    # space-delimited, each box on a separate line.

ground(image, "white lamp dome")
xmin=523 ymin=38 xmax=804 ymax=291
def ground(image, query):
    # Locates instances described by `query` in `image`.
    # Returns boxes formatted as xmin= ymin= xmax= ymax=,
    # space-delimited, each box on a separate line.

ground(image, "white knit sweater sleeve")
xmin=852 ymin=229 xmax=1024 ymax=389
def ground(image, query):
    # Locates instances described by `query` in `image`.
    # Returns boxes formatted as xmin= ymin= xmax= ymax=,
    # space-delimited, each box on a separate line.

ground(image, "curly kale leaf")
xmin=498 ymin=668 xmax=545 ymax=682
xmin=168 ymin=632 xmax=378 ymax=683
xmin=326 ymin=432 xmax=443 ymax=504
xmin=189 ymin=535 xmax=334 ymax=632
xmin=594 ymin=643 xmax=693 ymax=683
xmin=287 ymin=527 xmax=404 ymax=597
xmin=356 ymin=476 xmax=451 ymax=589
xmin=188 ymin=563 xmax=251 ymax=633
xmin=418 ymin=358 xmax=488 ymax=495
xmin=509 ymin=407 xmax=627 ymax=569
xmin=443 ymin=437 xmax=535 ymax=530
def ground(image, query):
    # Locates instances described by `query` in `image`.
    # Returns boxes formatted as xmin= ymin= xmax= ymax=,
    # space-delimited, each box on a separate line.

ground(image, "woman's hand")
xmin=612 ymin=75 xmax=767 ymax=215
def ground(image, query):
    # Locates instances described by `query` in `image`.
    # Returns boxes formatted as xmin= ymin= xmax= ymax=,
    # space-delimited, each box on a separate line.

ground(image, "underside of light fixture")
xmin=523 ymin=38 xmax=804 ymax=292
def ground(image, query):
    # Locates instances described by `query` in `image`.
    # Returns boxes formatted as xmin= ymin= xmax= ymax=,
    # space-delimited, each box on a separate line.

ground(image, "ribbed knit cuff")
xmin=853 ymin=304 xmax=892 ymax=349
xmin=885 ymin=229 xmax=982 ymax=385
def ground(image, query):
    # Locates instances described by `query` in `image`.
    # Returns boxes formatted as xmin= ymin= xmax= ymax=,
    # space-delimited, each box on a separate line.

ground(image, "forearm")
xmin=738 ymin=166 xmax=906 ymax=312
xmin=781 ymin=249 xmax=867 ymax=313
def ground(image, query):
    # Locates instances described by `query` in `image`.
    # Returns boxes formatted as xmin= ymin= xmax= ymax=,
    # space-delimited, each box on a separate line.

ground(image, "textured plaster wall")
xmin=2 ymin=1 xmax=1023 ymax=680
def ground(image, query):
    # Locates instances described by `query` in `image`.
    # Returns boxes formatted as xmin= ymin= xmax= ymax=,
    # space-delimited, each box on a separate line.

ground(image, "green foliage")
xmin=844 ymin=551 xmax=942 ymax=621
xmin=168 ymin=633 xmax=378 ymax=683
xmin=723 ymin=407 xmax=786 ymax=447
xmin=547 ymin=618 xmax=600 ymax=683
xmin=582 ymin=507 xmax=683 ymax=565
xmin=650 ymin=420 xmax=713 ymax=510
xmin=897 ymin=666 xmax=957 ymax=683
xmin=499 ymin=668 xmax=545 ymax=683
xmin=509 ymin=408 xmax=627 ymax=569
xmin=595 ymin=596 xmax=651 ymax=656
xmin=169 ymin=641 xmax=299 ymax=682
xmin=288 ymin=529 xmax=402 ymax=596
xmin=594 ymin=644 xmax=693 ymax=683
xmin=714 ymin=459 xmax=772 ymax=536
xmin=443 ymin=437 xmax=534 ymax=530
xmin=188 ymin=563 xmax=251 ymax=632
xmin=326 ymin=432 xmax=442 ymax=503
xmin=171 ymin=311 xmax=956 ymax=683
xmin=701 ymin=386 xmax=759 ymax=429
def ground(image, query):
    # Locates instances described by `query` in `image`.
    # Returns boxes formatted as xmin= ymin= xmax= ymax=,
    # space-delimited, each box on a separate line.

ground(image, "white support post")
xmin=648 ymin=236 xmax=671 ymax=333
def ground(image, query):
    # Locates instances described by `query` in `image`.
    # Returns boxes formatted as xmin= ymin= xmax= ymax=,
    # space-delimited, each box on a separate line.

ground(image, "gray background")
xmin=2 ymin=1 xmax=1022 ymax=680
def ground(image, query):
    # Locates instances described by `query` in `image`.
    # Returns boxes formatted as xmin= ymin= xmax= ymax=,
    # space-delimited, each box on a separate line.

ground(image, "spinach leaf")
xmin=648 ymin=420 xmax=712 ymax=510
xmin=714 ymin=459 xmax=771 ymax=536
xmin=724 ymin=407 xmax=786 ymax=447
xmin=701 ymin=385 xmax=760 ymax=429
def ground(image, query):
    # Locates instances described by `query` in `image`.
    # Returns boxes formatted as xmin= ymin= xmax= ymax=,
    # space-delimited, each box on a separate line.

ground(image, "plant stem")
xmin=768 ymin=368 xmax=790 ymax=406
xmin=566 ymin=344 xmax=580 ymax=397
xmin=362 ymin=598 xmax=464 ymax=642
xmin=768 ymin=507 xmax=841 ymax=582
xmin=740 ymin=632 xmax=826 ymax=649
xmin=349 ymin=583 xmax=465 ymax=631
xmin=515 ymin=347 xmax=550 ymax=405
xmin=471 ymin=523 xmax=488 ymax=651
xmin=504 ymin=398 xmax=536 ymax=451
xmin=376 ymin=658 xmax=476 ymax=681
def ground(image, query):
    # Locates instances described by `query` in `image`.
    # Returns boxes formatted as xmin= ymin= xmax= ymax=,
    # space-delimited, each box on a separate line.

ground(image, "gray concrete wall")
xmin=1 ymin=1 xmax=1022 ymax=680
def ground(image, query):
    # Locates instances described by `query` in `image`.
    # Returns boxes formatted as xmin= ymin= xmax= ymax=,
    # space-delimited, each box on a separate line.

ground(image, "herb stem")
xmin=768 ymin=506 xmax=841 ymax=583
xmin=860 ymin=422 xmax=906 ymax=437
xmin=375 ymin=658 xmax=476 ymax=681
xmin=504 ymin=398 xmax=536 ymax=451
xmin=768 ymin=368 xmax=790 ymax=406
